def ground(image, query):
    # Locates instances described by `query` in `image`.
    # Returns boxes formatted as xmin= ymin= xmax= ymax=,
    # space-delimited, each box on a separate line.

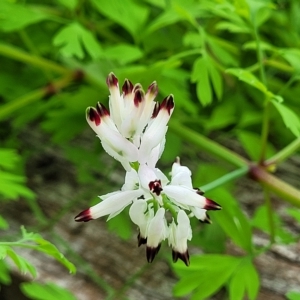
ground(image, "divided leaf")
xmin=91 ymin=0 xmax=148 ymax=36
xmin=226 ymin=68 xmax=268 ymax=94
xmin=229 ymin=258 xmax=260 ymax=300
xmin=192 ymin=56 xmax=223 ymax=106
xmin=272 ymin=100 xmax=300 ymax=137
xmin=53 ymin=22 xmax=102 ymax=59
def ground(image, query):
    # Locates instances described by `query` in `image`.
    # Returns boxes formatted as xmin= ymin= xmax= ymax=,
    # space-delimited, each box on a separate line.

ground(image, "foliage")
xmin=1 ymin=0 xmax=300 ymax=299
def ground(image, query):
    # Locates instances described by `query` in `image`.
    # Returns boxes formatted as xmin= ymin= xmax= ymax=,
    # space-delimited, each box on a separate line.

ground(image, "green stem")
xmin=0 ymin=73 xmax=75 ymax=121
xmin=169 ymin=119 xmax=248 ymax=167
xmin=0 ymin=43 xmax=69 ymax=75
xmin=253 ymin=26 xmax=266 ymax=85
xmin=200 ymin=166 xmax=249 ymax=192
xmin=266 ymin=136 xmax=300 ymax=166
xmin=264 ymin=59 xmax=294 ymax=74
xmin=250 ymin=165 xmax=300 ymax=207
xmin=259 ymin=101 xmax=271 ymax=164
xmin=264 ymin=188 xmax=275 ymax=244
xmin=24 ymin=198 xmax=48 ymax=226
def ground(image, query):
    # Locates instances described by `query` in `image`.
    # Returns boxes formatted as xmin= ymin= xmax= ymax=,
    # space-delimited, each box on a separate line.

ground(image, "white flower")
xmin=75 ymin=169 xmax=142 ymax=222
xmin=76 ymin=72 xmax=222 ymax=266
xmin=86 ymin=73 xmax=174 ymax=169
xmin=146 ymin=207 xmax=168 ymax=262
xmin=168 ymin=210 xmax=192 ymax=266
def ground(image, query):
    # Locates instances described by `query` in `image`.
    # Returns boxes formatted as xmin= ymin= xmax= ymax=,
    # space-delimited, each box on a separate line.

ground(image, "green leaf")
xmin=107 ymin=209 xmax=132 ymax=240
xmin=0 ymin=171 xmax=35 ymax=200
xmin=6 ymin=248 xmax=37 ymax=277
xmin=272 ymin=100 xmax=300 ymax=137
xmin=0 ymin=260 xmax=11 ymax=285
xmin=91 ymin=0 xmax=149 ymax=36
xmin=0 ymin=1 xmax=49 ymax=32
xmin=280 ymin=48 xmax=300 ymax=72
xmin=286 ymin=291 xmax=300 ymax=300
xmin=20 ymin=226 xmax=76 ymax=274
xmin=21 ymin=282 xmax=77 ymax=300
xmin=207 ymin=59 xmax=223 ymax=101
xmin=0 ymin=149 xmax=20 ymax=170
xmin=226 ymin=68 xmax=268 ymax=94
xmin=53 ymin=22 xmax=102 ymax=59
xmin=0 ymin=246 xmax=7 ymax=259
xmin=56 ymin=0 xmax=78 ymax=10
xmin=191 ymin=57 xmax=212 ymax=106
xmin=173 ymin=255 xmax=241 ymax=299
xmin=205 ymin=101 xmax=236 ymax=131
xmin=237 ymin=130 xmax=276 ymax=161
xmin=252 ymin=205 xmax=296 ymax=244
xmin=208 ymin=190 xmax=253 ymax=253
xmin=0 ymin=215 xmax=9 ymax=230
xmin=103 ymin=44 xmax=143 ymax=65
xmin=229 ymin=258 xmax=259 ymax=300
xmin=286 ymin=207 xmax=300 ymax=224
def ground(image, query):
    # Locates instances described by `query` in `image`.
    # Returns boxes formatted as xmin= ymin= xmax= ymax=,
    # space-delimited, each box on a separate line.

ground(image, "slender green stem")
xmin=200 ymin=166 xmax=249 ymax=192
xmin=264 ymin=188 xmax=275 ymax=244
xmin=169 ymin=119 xmax=248 ymax=167
xmin=253 ymin=26 xmax=266 ymax=86
xmin=0 ymin=43 xmax=69 ymax=75
xmin=24 ymin=198 xmax=48 ymax=226
xmin=266 ymin=136 xmax=300 ymax=166
xmin=259 ymin=101 xmax=271 ymax=164
xmin=0 ymin=73 xmax=75 ymax=121
xmin=18 ymin=29 xmax=53 ymax=80
xmin=250 ymin=165 xmax=300 ymax=207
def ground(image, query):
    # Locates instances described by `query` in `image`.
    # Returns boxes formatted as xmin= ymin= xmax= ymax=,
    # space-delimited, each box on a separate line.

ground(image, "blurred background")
xmin=1 ymin=0 xmax=300 ymax=299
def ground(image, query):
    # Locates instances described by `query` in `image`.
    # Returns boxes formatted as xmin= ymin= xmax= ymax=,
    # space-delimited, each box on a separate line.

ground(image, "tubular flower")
xmin=75 ymin=73 xmax=222 ymax=266
xmin=86 ymin=72 xmax=174 ymax=170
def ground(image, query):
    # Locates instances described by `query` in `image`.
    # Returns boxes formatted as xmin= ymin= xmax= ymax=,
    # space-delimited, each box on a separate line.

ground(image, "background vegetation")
xmin=1 ymin=0 xmax=300 ymax=299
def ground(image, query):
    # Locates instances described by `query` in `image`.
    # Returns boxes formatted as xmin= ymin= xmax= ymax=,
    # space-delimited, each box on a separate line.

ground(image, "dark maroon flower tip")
xmin=149 ymin=180 xmax=162 ymax=196
xmin=146 ymin=244 xmax=161 ymax=263
xmin=137 ymin=232 xmax=147 ymax=247
xmin=196 ymin=188 xmax=205 ymax=196
xmin=160 ymin=94 xmax=174 ymax=115
xmin=96 ymin=102 xmax=110 ymax=117
xmin=87 ymin=107 xmax=101 ymax=126
xmin=133 ymin=83 xmax=142 ymax=93
xmin=134 ymin=89 xmax=144 ymax=106
xmin=151 ymin=102 xmax=160 ymax=118
xmin=75 ymin=209 xmax=93 ymax=222
xmin=106 ymin=72 xmax=118 ymax=88
xmin=204 ymin=198 xmax=222 ymax=211
xmin=172 ymin=250 xmax=190 ymax=266
xmin=199 ymin=213 xmax=212 ymax=224
xmin=147 ymin=81 xmax=158 ymax=96
xmin=122 ymin=79 xmax=134 ymax=95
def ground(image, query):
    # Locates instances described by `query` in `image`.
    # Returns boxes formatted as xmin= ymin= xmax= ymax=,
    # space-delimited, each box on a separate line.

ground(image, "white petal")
xmin=129 ymin=200 xmax=153 ymax=237
xmin=173 ymin=210 xmax=192 ymax=253
xmin=163 ymin=185 xmax=206 ymax=208
xmin=138 ymin=164 xmax=158 ymax=191
xmin=90 ymin=190 xmax=142 ymax=219
xmin=146 ymin=208 xmax=168 ymax=247
xmin=191 ymin=207 xmax=207 ymax=221
xmin=122 ymin=168 xmax=140 ymax=191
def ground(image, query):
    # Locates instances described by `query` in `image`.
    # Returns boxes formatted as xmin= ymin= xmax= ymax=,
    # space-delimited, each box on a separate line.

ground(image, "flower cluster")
xmin=75 ymin=73 xmax=221 ymax=266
